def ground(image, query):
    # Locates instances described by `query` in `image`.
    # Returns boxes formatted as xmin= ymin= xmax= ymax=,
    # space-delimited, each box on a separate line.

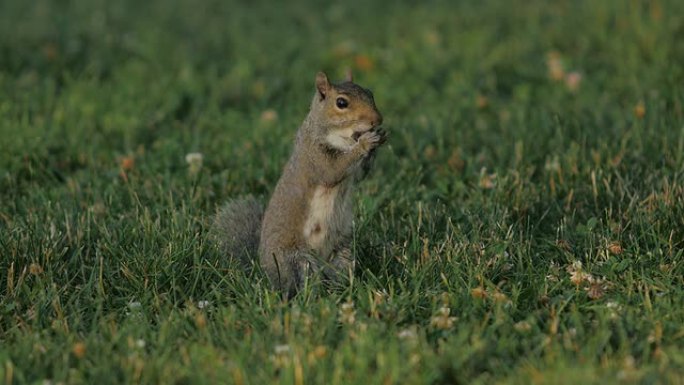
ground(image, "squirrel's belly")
xmin=303 ymin=184 xmax=352 ymax=256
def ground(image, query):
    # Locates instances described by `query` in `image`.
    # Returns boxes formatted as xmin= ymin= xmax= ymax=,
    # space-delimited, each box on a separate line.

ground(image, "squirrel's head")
xmin=310 ymin=71 xmax=383 ymax=150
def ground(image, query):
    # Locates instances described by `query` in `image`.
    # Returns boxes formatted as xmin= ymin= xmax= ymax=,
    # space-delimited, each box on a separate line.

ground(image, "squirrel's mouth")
xmin=351 ymin=127 xmax=378 ymax=142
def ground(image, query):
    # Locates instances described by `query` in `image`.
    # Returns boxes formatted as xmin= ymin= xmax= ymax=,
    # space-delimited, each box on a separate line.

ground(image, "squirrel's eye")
xmin=336 ymin=97 xmax=349 ymax=109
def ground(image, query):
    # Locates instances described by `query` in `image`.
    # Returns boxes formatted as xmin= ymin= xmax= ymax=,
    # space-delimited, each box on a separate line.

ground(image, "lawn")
xmin=1 ymin=0 xmax=684 ymax=383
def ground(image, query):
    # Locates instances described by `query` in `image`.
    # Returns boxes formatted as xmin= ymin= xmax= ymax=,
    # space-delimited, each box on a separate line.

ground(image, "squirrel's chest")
xmin=302 ymin=183 xmax=353 ymax=255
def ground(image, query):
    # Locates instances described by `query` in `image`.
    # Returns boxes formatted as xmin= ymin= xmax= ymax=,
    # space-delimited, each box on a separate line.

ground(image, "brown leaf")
xmin=608 ymin=242 xmax=623 ymax=255
xmin=72 ymin=342 xmax=86 ymax=358
xmin=354 ymin=55 xmax=374 ymax=72
xmin=634 ymin=101 xmax=646 ymax=119
xmin=120 ymin=156 xmax=135 ymax=171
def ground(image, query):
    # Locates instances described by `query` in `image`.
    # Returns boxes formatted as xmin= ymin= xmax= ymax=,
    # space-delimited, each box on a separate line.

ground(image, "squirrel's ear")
xmin=315 ymin=72 xmax=330 ymax=100
xmin=345 ymin=68 xmax=353 ymax=82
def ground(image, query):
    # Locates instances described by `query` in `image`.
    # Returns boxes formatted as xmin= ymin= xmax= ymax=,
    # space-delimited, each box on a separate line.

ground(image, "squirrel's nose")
xmin=371 ymin=113 xmax=383 ymax=127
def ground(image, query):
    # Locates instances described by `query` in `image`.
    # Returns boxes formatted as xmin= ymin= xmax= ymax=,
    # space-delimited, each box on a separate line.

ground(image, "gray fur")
xmin=259 ymin=74 xmax=385 ymax=296
xmin=213 ymin=73 xmax=386 ymax=298
xmin=211 ymin=196 xmax=263 ymax=267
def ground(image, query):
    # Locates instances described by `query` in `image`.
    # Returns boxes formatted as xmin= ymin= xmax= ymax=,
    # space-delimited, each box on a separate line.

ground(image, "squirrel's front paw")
xmin=358 ymin=128 xmax=388 ymax=152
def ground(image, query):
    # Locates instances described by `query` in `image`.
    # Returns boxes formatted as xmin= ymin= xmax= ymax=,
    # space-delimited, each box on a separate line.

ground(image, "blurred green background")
xmin=1 ymin=0 xmax=684 ymax=384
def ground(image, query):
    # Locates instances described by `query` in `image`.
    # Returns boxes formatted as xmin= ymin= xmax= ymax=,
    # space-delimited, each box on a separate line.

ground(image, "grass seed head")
xmin=29 ymin=263 xmax=43 ymax=275
xmin=546 ymin=51 xmax=565 ymax=81
xmin=260 ymin=109 xmax=278 ymax=123
xmin=471 ymin=286 xmax=488 ymax=300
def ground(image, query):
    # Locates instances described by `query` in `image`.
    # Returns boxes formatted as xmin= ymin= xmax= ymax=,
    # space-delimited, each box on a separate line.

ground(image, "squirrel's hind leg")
xmin=265 ymin=250 xmax=321 ymax=298
xmin=323 ymin=247 xmax=356 ymax=289
xmin=264 ymin=249 xmax=354 ymax=297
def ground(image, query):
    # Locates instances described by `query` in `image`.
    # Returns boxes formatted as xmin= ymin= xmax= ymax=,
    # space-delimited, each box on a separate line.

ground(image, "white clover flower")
xmin=338 ymin=301 xmax=356 ymax=325
xmin=514 ymin=321 xmax=532 ymax=332
xmin=271 ymin=344 xmax=292 ymax=368
xmin=566 ymin=261 xmax=592 ymax=286
xmin=185 ymin=152 xmax=203 ymax=164
xmin=185 ymin=152 xmax=204 ymax=175
xmin=430 ymin=306 xmax=457 ymax=330
xmin=544 ymin=156 xmax=561 ymax=172
xmin=126 ymin=300 xmax=143 ymax=318
xmin=398 ymin=328 xmax=417 ymax=340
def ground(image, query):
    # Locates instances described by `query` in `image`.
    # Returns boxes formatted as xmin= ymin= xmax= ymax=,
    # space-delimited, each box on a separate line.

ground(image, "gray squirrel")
xmin=212 ymin=72 xmax=386 ymax=297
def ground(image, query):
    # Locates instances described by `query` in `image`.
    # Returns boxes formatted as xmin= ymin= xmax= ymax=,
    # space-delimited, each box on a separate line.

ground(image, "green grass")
xmin=2 ymin=0 xmax=684 ymax=383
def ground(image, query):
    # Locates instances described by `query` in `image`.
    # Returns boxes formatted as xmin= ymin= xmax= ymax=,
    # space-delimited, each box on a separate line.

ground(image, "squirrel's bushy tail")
xmin=211 ymin=196 xmax=263 ymax=266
